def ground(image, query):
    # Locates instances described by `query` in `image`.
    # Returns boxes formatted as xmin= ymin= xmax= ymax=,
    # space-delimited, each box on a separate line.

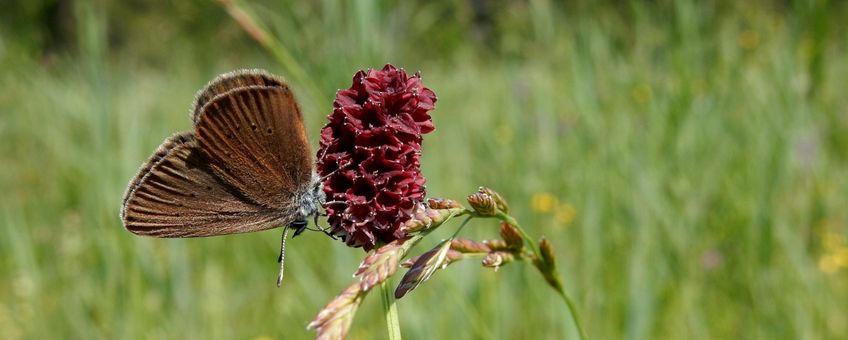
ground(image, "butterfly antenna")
xmin=276 ymin=226 xmax=290 ymax=288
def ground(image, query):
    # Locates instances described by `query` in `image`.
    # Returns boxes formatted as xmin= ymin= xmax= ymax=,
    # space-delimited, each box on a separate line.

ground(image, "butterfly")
xmin=120 ymin=69 xmax=326 ymax=286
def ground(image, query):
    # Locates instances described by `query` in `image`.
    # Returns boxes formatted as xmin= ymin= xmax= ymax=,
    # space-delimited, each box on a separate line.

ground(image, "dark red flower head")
xmin=317 ymin=64 xmax=436 ymax=250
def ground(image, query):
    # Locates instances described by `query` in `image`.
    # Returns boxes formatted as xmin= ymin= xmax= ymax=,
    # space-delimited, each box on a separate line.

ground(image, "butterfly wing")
xmin=190 ymin=69 xmax=286 ymax=124
xmin=193 ymin=85 xmax=313 ymax=208
xmin=121 ymin=132 xmax=290 ymax=237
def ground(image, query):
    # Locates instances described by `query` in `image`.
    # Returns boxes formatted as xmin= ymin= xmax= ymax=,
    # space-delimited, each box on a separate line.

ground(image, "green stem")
xmin=375 ymin=211 xmax=472 ymax=339
xmin=380 ymin=280 xmax=402 ymax=340
xmin=449 ymin=216 xmax=475 ymax=238
xmin=373 ymin=210 xmax=471 ymax=340
xmin=495 ymin=211 xmax=588 ymax=340
xmin=551 ymin=277 xmax=588 ymax=340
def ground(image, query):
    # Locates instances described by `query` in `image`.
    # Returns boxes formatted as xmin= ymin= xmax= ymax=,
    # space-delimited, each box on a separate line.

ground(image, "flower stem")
xmin=556 ymin=285 xmax=588 ymax=340
xmin=380 ymin=280 xmax=402 ymax=340
xmin=495 ymin=211 xmax=588 ymax=340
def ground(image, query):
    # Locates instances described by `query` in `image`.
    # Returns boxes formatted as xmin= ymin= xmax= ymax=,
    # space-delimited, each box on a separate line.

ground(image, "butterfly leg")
xmin=303 ymin=202 xmax=344 ymax=238
xmin=312 ymin=213 xmax=338 ymax=240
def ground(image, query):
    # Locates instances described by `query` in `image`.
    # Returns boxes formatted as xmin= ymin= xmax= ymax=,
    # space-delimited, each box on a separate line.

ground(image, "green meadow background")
xmin=2 ymin=0 xmax=847 ymax=339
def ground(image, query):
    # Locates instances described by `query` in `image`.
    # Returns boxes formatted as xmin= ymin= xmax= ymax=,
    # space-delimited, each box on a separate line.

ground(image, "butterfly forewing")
xmin=121 ymin=132 xmax=290 ymax=237
xmin=191 ymin=70 xmax=286 ymax=123
xmin=194 ymin=85 xmax=313 ymax=208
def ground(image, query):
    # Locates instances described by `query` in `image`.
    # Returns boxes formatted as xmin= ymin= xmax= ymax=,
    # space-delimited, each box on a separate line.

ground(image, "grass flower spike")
xmin=394 ymin=240 xmax=453 ymax=298
xmin=307 ymin=283 xmax=366 ymax=340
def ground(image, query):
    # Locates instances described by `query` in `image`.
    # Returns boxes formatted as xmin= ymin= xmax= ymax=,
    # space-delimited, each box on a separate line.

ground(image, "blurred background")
xmin=2 ymin=0 xmax=847 ymax=338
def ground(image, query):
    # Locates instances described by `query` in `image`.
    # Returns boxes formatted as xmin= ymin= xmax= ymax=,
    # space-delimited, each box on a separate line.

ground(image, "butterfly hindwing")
xmin=121 ymin=132 xmax=290 ymax=237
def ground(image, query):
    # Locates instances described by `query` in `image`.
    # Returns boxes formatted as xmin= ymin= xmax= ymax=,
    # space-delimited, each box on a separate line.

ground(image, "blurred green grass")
xmin=2 ymin=0 xmax=848 ymax=338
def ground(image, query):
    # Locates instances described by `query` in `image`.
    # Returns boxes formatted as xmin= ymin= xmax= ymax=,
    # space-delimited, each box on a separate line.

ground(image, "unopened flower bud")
xmin=482 ymin=251 xmax=515 ymax=270
xmin=499 ymin=222 xmax=523 ymax=250
xmin=428 ymin=198 xmax=463 ymax=210
xmin=539 ymin=238 xmax=556 ymax=268
xmin=535 ymin=238 xmax=561 ymax=289
xmin=482 ymin=239 xmax=510 ymax=251
xmin=450 ymin=238 xmax=492 ymax=253
xmin=467 ymin=192 xmax=496 ymax=216
xmin=401 ymin=203 xmax=467 ymax=234
xmin=478 ymin=187 xmax=508 ymax=213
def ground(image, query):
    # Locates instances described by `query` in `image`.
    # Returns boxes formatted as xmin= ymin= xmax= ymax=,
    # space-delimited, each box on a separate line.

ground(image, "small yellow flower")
xmin=555 ymin=203 xmax=576 ymax=226
xmin=691 ymin=79 xmax=707 ymax=95
xmin=531 ymin=192 xmax=558 ymax=214
xmin=823 ymin=231 xmax=844 ymax=251
xmin=631 ymin=83 xmax=652 ymax=104
xmin=738 ymin=30 xmax=760 ymax=50
xmin=494 ymin=124 xmax=513 ymax=145
xmin=834 ymin=247 xmax=848 ymax=268
xmin=818 ymin=255 xmax=839 ymax=274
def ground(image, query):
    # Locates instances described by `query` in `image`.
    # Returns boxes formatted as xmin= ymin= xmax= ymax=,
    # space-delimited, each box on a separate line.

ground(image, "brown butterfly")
xmin=120 ymin=70 xmax=325 ymax=286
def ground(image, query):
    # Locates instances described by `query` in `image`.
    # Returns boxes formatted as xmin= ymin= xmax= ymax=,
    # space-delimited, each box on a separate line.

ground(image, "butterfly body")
xmin=120 ymin=70 xmax=323 ymax=238
xmin=289 ymin=171 xmax=325 ymax=234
